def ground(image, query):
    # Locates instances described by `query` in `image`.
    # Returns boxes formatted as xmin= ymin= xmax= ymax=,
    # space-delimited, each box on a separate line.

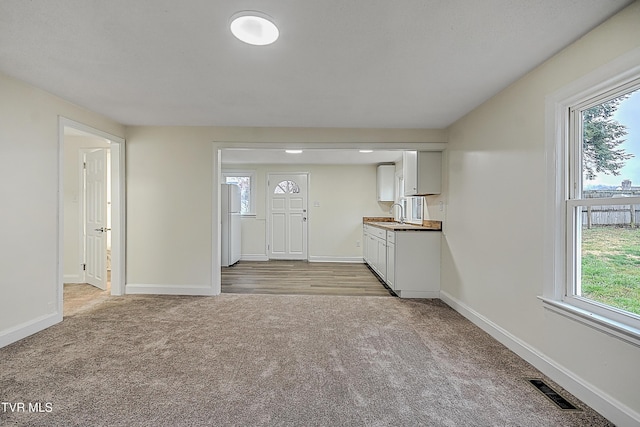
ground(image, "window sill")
xmin=539 ymin=297 xmax=640 ymax=348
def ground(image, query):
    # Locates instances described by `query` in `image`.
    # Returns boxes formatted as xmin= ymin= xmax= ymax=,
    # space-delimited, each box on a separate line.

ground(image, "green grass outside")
xmin=581 ymin=226 xmax=640 ymax=316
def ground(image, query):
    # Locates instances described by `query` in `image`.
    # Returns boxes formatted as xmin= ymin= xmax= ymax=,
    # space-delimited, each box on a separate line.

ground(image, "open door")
xmin=84 ymin=149 xmax=108 ymax=290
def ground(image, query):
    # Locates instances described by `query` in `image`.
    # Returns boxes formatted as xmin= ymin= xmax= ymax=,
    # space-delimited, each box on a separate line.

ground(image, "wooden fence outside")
xmin=582 ymin=190 xmax=640 ymax=228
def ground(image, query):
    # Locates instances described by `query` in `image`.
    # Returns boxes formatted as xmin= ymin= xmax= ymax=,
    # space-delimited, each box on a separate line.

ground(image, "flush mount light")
xmin=230 ymin=11 xmax=279 ymax=46
xmin=359 ymin=150 xmax=373 ymax=153
xmin=285 ymin=150 xmax=303 ymax=154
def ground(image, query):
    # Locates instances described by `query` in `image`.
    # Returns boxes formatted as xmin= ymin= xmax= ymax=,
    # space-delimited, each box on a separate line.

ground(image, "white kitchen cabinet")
xmin=388 ymin=230 xmax=440 ymax=298
xmin=363 ymin=224 xmax=387 ymax=280
xmin=364 ymin=223 xmax=441 ymax=298
xmin=368 ymin=234 xmax=377 ymax=269
xmin=403 ymin=151 xmax=442 ymax=196
xmin=363 ymin=224 xmax=372 ymax=263
xmin=376 ymin=235 xmax=387 ymax=281
xmin=386 ymin=231 xmax=395 ymax=290
xmin=376 ymin=164 xmax=395 ymax=202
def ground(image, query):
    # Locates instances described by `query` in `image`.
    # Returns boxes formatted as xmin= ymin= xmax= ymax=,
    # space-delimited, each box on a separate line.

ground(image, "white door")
xmin=268 ymin=173 xmax=308 ymax=260
xmin=84 ymin=149 xmax=108 ymax=290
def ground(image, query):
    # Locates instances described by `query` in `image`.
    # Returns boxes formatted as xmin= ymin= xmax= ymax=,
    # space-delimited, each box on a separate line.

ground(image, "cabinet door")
xmin=386 ymin=241 xmax=395 ymax=290
xmin=377 ymin=237 xmax=386 ymax=280
xmin=362 ymin=227 xmax=369 ymax=263
xmin=403 ymin=151 xmax=418 ymax=196
xmin=377 ymin=165 xmax=395 ymax=201
xmin=368 ymin=235 xmax=377 ymax=271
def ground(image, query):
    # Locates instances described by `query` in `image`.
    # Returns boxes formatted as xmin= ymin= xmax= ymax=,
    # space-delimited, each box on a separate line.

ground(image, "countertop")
xmin=363 ymin=217 xmax=442 ymax=231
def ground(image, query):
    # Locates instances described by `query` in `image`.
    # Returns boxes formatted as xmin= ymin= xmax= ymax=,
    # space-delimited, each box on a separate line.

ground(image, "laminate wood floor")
xmin=63 ymin=279 xmax=111 ymax=317
xmin=221 ymin=260 xmax=393 ymax=297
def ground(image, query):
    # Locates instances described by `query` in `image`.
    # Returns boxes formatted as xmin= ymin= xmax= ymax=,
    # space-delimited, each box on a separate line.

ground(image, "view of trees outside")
xmin=583 ymin=88 xmax=640 ymax=189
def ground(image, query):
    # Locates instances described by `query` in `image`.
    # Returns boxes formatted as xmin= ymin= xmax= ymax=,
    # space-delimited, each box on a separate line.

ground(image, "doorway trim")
xmin=58 ymin=117 xmax=126 ymax=316
xmin=213 ymin=141 xmax=447 ymax=295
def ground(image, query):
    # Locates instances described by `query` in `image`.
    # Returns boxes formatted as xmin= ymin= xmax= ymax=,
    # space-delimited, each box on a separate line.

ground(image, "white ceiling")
xmin=0 ymin=1 xmax=632 ymax=129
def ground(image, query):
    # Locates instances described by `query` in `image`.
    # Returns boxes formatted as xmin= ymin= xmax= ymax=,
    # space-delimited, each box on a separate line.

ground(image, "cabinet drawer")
xmin=371 ymin=227 xmax=386 ymax=239
xmin=386 ymin=231 xmax=395 ymax=244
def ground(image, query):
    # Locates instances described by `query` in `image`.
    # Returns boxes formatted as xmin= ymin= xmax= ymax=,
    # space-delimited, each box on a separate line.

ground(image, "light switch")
xmin=314 ymin=201 xmax=320 ymax=207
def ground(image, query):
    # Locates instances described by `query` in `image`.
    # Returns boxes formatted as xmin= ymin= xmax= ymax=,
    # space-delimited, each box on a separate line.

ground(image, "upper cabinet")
xmin=376 ymin=164 xmax=395 ymax=202
xmin=403 ymin=151 xmax=441 ymax=196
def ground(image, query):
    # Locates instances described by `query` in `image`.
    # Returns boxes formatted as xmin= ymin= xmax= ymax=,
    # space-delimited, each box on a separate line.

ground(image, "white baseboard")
xmin=63 ymin=274 xmax=83 ymax=283
xmin=126 ymin=284 xmax=216 ymax=296
xmin=396 ymin=290 xmax=440 ymax=299
xmin=308 ymin=256 xmax=365 ymax=263
xmin=439 ymin=290 xmax=640 ymax=427
xmin=0 ymin=312 xmax=62 ymax=349
xmin=240 ymin=254 xmax=269 ymax=261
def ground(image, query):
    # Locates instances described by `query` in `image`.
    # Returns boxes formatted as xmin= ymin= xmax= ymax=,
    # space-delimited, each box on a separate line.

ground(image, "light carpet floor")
xmin=0 ymin=294 xmax=612 ymax=426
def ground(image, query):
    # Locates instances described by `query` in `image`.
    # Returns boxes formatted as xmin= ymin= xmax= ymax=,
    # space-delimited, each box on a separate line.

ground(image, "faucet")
xmin=389 ymin=203 xmax=405 ymax=224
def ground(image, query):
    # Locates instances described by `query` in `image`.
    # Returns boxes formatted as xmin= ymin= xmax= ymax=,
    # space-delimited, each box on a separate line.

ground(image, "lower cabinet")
xmin=363 ymin=224 xmax=386 ymax=280
xmin=363 ymin=224 xmax=440 ymax=298
xmin=388 ymin=231 xmax=440 ymax=298
xmin=363 ymin=225 xmax=370 ymax=264
xmin=376 ymin=236 xmax=387 ymax=281
xmin=386 ymin=236 xmax=395 ymax=290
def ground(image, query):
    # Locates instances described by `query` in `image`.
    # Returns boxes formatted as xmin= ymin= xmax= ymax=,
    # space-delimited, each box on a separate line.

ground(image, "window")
xmin=273 ymin=180 xmax=299 ymax=194
xmin=544 ymin=55 xmax=640 ymax=346
xmin=223 ymin=170 xmax=256 ymax=215
xmin=567 ymin=82 xmax=640 ymax=326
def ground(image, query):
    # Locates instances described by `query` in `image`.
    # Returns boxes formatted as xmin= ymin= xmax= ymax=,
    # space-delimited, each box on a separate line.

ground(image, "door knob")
xmin=94 ymin=227 xmax=110 ymax=232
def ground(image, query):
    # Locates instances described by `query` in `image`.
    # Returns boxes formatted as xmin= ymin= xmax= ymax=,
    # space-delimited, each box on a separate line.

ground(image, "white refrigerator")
xmin=221 ymin=183 xmax=242 ymax=267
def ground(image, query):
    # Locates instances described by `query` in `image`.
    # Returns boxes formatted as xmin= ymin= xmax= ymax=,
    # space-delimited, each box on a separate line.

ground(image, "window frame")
xmin=222 ymin=170 xmax=257 ymax=216
xmin=543 ymin=50 xmax=640 ymax=347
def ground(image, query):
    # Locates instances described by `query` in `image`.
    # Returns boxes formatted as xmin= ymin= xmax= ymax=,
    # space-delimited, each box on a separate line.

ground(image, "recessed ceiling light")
xmin=285 ymin=150 xmax=303 ymax=154
xmin=359 ymin=150 xmax=373 ymax=153
xmin=230 ymin=11 xmax=279 ymax=46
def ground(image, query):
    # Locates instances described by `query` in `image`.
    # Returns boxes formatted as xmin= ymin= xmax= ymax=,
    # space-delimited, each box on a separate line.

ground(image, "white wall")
xmin=63 ymin=136 xmax=111 ymax=282
xmin=125 ymin=128 xmax=214 ymax=291
xmin=223 ymin=163 xmax=392 ymax=262
xmin=0 ymin=72 xmax=124 ymax=347
xmin=441 ymin=3 xmax=640 ymax=424
xmin=124 ymin=126 xmax=445 ymax=294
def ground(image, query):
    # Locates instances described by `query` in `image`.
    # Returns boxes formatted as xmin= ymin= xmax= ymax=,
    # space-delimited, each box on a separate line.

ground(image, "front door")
xmin=84 ymin=149 xmax=108 ymax=290
xmin=268 ymin=173 xmax=308 ymax=260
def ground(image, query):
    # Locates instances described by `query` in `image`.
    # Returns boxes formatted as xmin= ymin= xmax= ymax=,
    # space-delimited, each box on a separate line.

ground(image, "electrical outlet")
xmin=356 ymin=240 xmax=360 ymax=247
xmin=439 ymin=201 xmax=444 ymax=212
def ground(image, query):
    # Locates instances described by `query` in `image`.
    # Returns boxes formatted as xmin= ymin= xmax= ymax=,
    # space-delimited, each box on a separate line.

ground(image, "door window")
xmin=274 ymin=180 xmax=300 ymax=194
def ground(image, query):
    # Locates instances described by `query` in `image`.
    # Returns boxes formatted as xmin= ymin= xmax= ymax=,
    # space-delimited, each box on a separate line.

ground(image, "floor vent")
xmin=527 ymin=379 xmax=580 ymax=411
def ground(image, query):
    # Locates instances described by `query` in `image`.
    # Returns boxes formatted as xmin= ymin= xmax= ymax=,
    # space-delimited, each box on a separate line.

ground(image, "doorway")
xmin=59 ymin=118 xmax=125 ymax=317
xmin=267 ymin=173 xmax=309 ymax=260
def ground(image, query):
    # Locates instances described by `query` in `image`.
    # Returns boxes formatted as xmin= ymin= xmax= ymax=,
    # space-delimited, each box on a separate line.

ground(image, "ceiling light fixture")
xmin=285 ymin=150 xmax=303 ymax=154
xmin=359 ymin=150 xmax=373 ymax=153
xmin=230 ymin=11 xmax=279 ymax=46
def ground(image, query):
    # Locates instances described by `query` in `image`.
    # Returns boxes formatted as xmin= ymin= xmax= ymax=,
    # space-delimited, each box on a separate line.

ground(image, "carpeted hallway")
xmin=0 ymin=293 xmax=612 ymax=426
